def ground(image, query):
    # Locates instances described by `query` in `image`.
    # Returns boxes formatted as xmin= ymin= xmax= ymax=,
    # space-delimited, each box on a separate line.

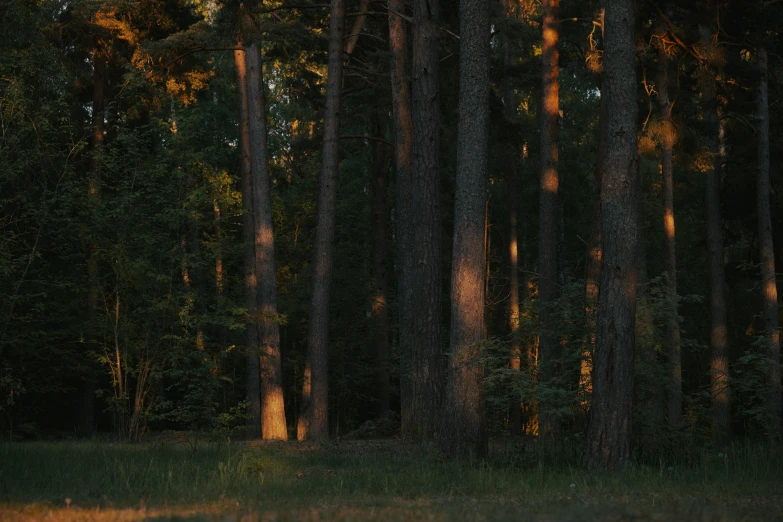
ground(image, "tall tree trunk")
xmin=756 ymin=47 xmax=781 ymax=439
xmin=387 ymin=0 xmax=414 ymax=432
xmin=246 ymin=44 xmax=288 ymax=440
xmin=699 ymin=25 xmax=730 ymax=445
xmin=406 ymin=0 xmax=443 ymax=441
xmin=82 ymin=51 xmax=106 ymax=437
xmin=389 ymin=0 xmax=414 ymax=433
xmin=234 ymin=46 xmax=261 ymax=438
xmin=439 ymin=0 xmax=490 ymax=458
xmin=297 ymin=0 xmax=346 ymax=440
xmin=537 ymin=0 xmax=560 ymax=438
xmin=583 ymin=0 xmax=638 ymax=473
xmin=371 ymin=116 xmax=391 ymax=416
xmin=656 ymin=48 xmax=682 ymax=426
xmin=582 ymin=6 xmax=605 ymax=412
xmin=500 ymin=0 xmax=522 ymax=436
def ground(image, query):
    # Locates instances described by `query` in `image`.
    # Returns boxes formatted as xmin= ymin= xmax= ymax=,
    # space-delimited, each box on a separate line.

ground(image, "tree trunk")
xmin=656 ymin=49 xmax=682 ymax=427
xmin=439 ymin=0 xmax=490 ymax=458
xmin=699 ymin=25 xmax=730 ymax=445
xmin=82 ymin=51 xmax=106 ymax=437
xmin=371 ymin=116 xmax=391 ymax=416
xmin=582 ymin=6 xmax=605 ymax=413
xmin=756 ymin=47 xmax=781 ymax=439
xmin=345 ymin=0 xmax=369 ymax=57
xmin=583 ymin=0 xmax=638 ymax=473
xmin=537 ymin=0 xmax=560 ymax=438
xmin=234 ymin=46 xmax=261 ymax=438
xmin=387 ymin=0 xmax=414 ymax=432
xmin=246 ymin=44 xmax=288 ymax=440
xmin=500 ymin=0 xmax=522 ymax=436
xmin=297 ymin=0 xmax=346 ymax=441
xmin=405 ymin=0 xmax=444 ymax=441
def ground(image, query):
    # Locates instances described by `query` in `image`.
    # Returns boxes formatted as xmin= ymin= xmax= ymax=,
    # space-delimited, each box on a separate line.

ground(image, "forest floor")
xmin=0 ymin=437 xmax=781 ymax=521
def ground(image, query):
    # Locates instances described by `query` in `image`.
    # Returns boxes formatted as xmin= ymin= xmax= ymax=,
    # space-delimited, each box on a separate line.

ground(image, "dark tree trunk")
xmin=371 ymin=116 xmax=391 ymax=416
xmin=406 ymin=0 xmax=444 ymax=441
xmin=387 ymin=0 xmax=414 ymax=431
xmin=583 ymin=0 xmax=638 ymax=473
xmin=756 ymin=47 xmax=781 ymax=439
xmin=298 ymin=0 xmax=346 ymax=441
xmin=656 ymin=48 xmax=682 ymax=427
xmin=582 ymin=6 xmax=605 ymax=411
xmin=500 ymin=0 xmax=522 ymax=434
xmin=246 ymin=44 xmax=288 ymax=440
xmin=439 ymin=0 xmax=490 ymax=458
xmin=82 ymin=51 xmax=106 ymax=437
xmin=537 ymin=0 xmax=560 ymax=438
xmin=699 ymin=25 xmax=730 ymax=445
xmin=234 ymin=46 xmax=261 ymax=438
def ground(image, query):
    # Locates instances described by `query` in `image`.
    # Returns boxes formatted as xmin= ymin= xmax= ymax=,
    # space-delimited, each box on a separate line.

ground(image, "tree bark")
xmin=82 ymin=51 xmax=106 ymax=437
xmin=656 ymin=48 xmax=682 ymax=427
xmin=537 ymin=0 xmax=560 ymax=438
xmin=500 ymin=0 xmax=522 ymax=436
xmin=371 ymin=116 xmax=391 ymax=416
xmin=298 ymin=0 xmax=346 ymax=441
xmin=246 ymin=44 xmax=288 ymax=440
xmin=234 ymin=46 xmax=262 ymax=438
xmin=582 ymin=5 xmax=605 ymax=413
xmin=583 ymin=0 xmax=638 ymax=473
xmin=756 ymin=47 xmax=781 ymax=439
xmin=406 ymin=0 xmax=444 ymax=441
xmin=439 ymin=0 xmax=490 ymax=458
xmin=699 ymin=25 xmax=730 ymax=445
xmin=387 ymin=0 xmax=414 ymax=432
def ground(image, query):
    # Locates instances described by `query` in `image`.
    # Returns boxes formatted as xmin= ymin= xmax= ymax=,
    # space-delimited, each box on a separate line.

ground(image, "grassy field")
xmin=0 ymin=437 xmax=781 ymax=521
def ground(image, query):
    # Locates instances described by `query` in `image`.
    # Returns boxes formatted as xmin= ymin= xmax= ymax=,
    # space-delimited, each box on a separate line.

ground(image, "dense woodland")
xmin=1 ymin=0 xmax=782 ymax=474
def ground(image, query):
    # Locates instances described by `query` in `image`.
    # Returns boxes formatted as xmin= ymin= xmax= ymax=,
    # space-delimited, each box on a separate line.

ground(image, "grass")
xmin=0 ymin=437 xmax=781 ymax=521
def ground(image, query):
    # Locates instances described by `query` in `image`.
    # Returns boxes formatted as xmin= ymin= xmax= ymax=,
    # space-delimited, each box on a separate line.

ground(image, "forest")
xmin=1 ymin=0 xmax=783 ymax=519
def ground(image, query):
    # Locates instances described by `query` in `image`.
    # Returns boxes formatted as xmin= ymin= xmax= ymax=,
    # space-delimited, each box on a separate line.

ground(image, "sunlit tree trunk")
xmin=756 ymin=47 xmax=781 ymax=439
xmin=583 ymin=0 xmax=638 ymax=473
xmin=371 ymin=116 xmax=391 ymax=416
xmin=537 ymin=0 xmax=560 ymax=438
xmin=82 ymin=50 xmax=106 ymax=437
xmin=234 ymin=46 xmax=261 ymax=438
xmin=439 ymin=0 xmax=490 ymax=458
xmin=699 ymin=25 xmax=730 ymax=445
xmin=656 ymin=48 xmax=682 ymax=426
xmin=387 ymin=0 xmax=414 ymax=431
xmin=406 ymin=0 xmax=443 ymax=441
xmin=298 ymin=0 xmax=346 ymax=441
xmin=246 ymin=44 xmax=288 ymax=440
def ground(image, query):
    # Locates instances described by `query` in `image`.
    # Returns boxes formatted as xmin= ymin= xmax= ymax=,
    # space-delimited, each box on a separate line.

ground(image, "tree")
xmin=656 ymin=40 xmax=682 ymax=427
xmin=537 ymin=0 xmax=560 ymax=437
xmin=233 ymin=43 xmax=262 ymax=437
xmin=755 ymin=46 xmax=781 ymax=439
xmin=583 ymin=0 xmax=638 ymax=473
xmin=439 ymin=0 xmax=491 ymax=458
xmin=699 ymin=24 xmax=730 ymax=445
xmin=406 ymin=0 xmax=444 ymax=441
xmin=387 ymin=0 xmax=414 ymax=430
xmin=83 ymin=49 xmax=106 ymax=437
xmin=371 ymin=115 xmax=391 ymax=416
xmin=246 ymin=43 xmax=288 ymax=440
xmin=298 ymin=0 xmax=346 ymax=441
